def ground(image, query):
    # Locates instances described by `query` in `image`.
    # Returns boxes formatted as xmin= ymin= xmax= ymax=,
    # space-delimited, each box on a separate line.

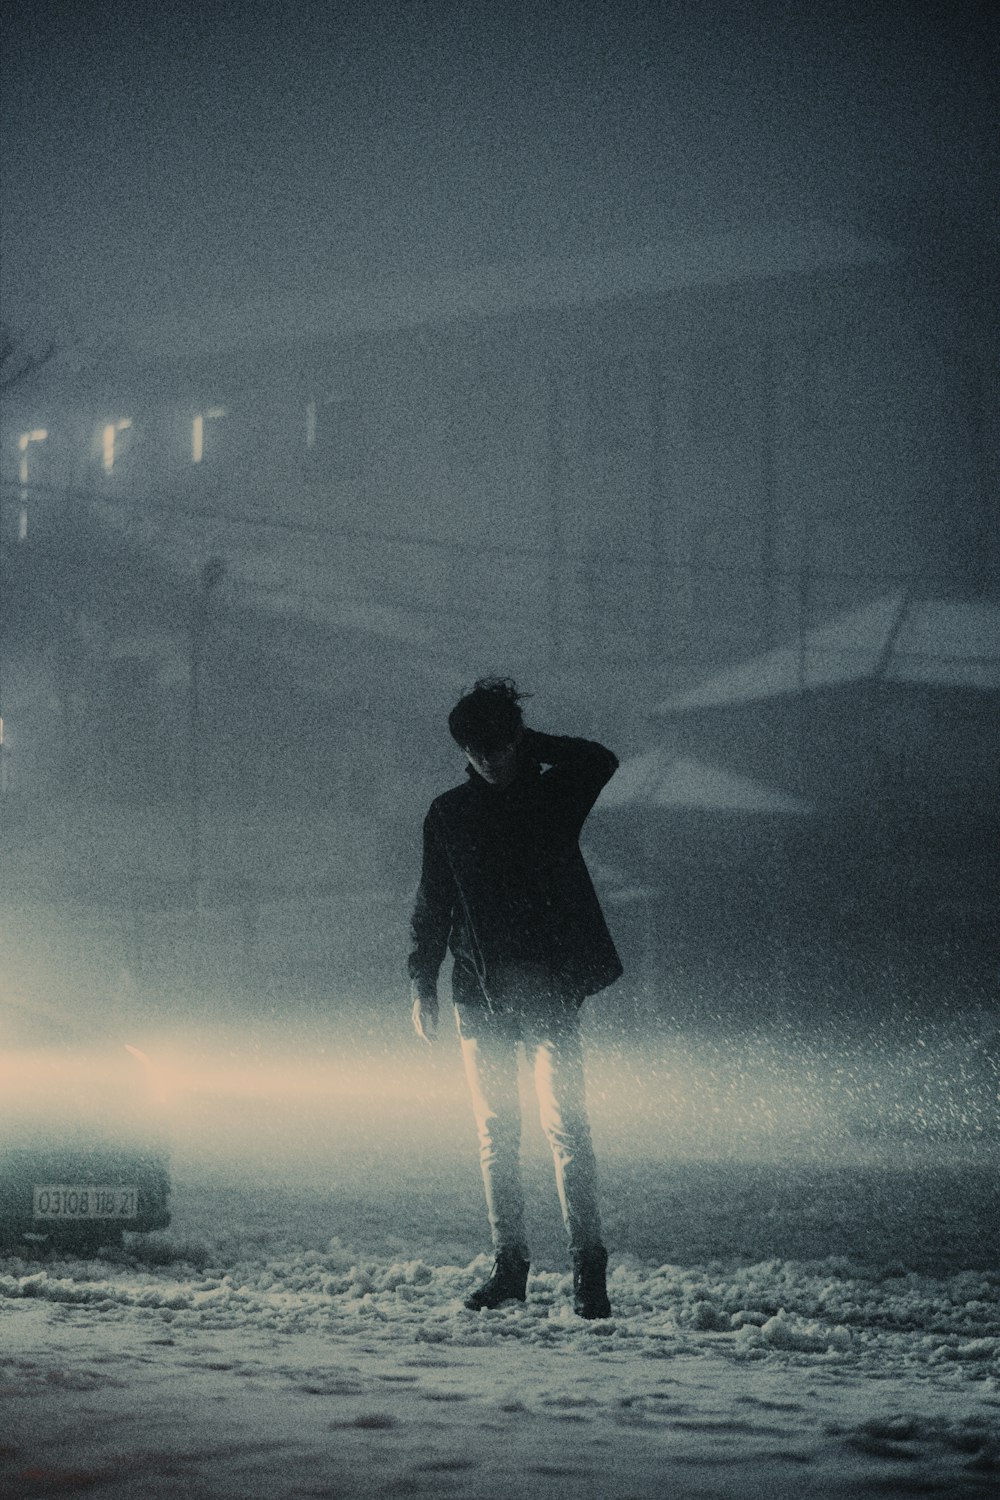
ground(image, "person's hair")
xmin=448 ymin=676 xmax=530 ymax=753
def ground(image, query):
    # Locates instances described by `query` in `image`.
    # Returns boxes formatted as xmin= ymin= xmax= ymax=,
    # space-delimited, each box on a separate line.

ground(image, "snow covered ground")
xmin=3 ymin=1144 xmax=998 ymax=1499
xmin=3 ymin=1258 xmax=998 ymax=1498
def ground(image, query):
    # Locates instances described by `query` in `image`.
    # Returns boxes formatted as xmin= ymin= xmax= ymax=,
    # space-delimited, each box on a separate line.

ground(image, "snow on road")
xmin=3 ymin=1167 xmax=998 ymax=1500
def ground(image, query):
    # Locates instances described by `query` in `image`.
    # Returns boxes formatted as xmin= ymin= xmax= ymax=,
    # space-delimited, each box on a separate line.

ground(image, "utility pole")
xmin=647 ymin=354 xmax=664 ymax=668
xmin=0 ymin=491 xmax=7 ymax=797
xmin=189 ymin=557 xmax=226 ymax=924
xmin=546 ymin=366 xmax=564 ymax=667
xmin=760 ymin=329 xmax=778 ymax=648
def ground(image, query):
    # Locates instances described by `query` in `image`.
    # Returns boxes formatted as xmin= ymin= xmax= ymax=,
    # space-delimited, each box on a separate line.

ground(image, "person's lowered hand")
xmin=411 ymin=985 xmax=439 ymax=1045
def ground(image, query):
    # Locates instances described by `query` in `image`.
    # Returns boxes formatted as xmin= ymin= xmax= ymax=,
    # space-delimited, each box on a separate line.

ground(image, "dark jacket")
xmin=408 ymin=729 xmax=623 ymax=1009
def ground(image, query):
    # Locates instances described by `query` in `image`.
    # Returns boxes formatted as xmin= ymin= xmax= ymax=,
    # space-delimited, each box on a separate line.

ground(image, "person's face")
xmin=463 ymin=736 xmax=520 ymax=787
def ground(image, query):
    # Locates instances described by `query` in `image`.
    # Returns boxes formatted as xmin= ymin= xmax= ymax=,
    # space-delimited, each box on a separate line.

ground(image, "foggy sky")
xmin=2 ymin=0 xmax=997 ymax=350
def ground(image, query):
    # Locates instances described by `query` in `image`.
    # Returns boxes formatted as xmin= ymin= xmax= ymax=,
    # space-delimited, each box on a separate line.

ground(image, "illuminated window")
xmin=17 ymin=429 xmax=47 ymax=541
xmin=101 ymin=419 xmax=132 ymax=473
xmin=17 ymin=428 xmax=48 ymax=484
xmin=192 ymin=406 xmax=226 ymax=464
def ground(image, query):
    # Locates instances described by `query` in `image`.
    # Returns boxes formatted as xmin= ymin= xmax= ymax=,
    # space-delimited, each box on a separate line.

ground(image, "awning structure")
xmin=656 ymin=592 xmax=1000 ymax=712
xmin=613 ymin=590 xmax=1000 ymax=835
xmin=590 ymin=594 xmax=997 ymax=978
xmin=597 ymin=751 xmax=811 ymax=815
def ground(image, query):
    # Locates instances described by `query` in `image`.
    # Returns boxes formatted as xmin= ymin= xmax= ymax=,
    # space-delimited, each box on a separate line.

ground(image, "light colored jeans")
xmin=455 ymin=972 xmax=605 ymax=1259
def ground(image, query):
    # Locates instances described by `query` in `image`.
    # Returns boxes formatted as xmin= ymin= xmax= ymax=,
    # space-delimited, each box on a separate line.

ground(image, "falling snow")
xmin=3 ymin=1104 xmax=999 ymax=1500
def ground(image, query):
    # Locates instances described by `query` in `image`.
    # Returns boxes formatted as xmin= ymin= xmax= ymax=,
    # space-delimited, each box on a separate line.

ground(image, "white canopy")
xmin=656 ymin=592 xmax=1000 ymax=713
xmin=596 ymin=751 xmax=811 ymax=815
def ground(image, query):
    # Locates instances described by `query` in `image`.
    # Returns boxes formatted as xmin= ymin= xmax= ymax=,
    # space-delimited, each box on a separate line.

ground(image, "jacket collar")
xmin=464 ymin=743 xmax=541 ymax=792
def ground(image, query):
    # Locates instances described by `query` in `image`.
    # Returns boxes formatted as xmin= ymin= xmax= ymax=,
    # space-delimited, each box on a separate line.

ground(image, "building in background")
xmin=1 ymin=224 xmax=996 ymax=1019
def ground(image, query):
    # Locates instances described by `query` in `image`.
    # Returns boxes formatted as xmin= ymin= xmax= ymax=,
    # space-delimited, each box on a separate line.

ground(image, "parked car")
xmin=0 ymin=994 xmax=171 ymax=1252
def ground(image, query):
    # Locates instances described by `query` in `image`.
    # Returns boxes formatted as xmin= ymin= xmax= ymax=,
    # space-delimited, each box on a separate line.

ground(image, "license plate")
xmin=32 ymin=1185 xmax=138 ymax=1220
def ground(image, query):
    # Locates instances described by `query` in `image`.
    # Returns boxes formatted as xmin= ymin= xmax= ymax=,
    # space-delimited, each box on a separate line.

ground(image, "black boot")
xmin=572 ymin=1245 xmax=611 ymax=1320
xmin=464 ymin=1250 xmax=530 ymax=1311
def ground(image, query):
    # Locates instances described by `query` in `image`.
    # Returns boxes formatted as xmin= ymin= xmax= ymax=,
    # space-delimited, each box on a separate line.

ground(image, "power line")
xmin=0 ymin=477 xmax=969 ymax=590
xmin=1 ymin=478 xmax=541 ymax=563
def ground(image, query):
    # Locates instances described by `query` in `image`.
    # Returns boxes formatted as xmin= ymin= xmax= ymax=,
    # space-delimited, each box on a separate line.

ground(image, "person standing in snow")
xmin=408 ymin=677 xmax=622 ymax=1319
